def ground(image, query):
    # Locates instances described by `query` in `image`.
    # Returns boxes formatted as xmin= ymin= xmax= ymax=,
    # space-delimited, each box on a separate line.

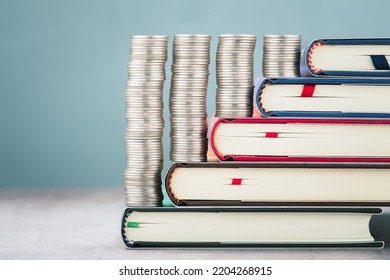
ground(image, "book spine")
xmin=164 ymin=163 xmax=182 ymax=206
xmin=255 ymin=78 xmax=272 ymax=117
xmin=121 ymin=208 xmax=136 ymax=248
xmin=210 ymin=118 xmax=229 ymax=161
xmin=301 ymin=39 xmax=322 ymax=77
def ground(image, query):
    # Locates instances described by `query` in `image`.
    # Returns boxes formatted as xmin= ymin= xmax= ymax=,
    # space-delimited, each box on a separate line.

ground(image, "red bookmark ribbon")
xmin=301 ymin=84 xmax=315 ymax=97
xmin=231 ymin=178 xmax=242 ymax=185
xmin=265 ymin=132 xmax=278 ymax=138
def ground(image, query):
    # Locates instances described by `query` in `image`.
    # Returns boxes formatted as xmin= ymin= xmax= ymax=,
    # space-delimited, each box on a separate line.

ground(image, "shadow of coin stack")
xmin=124 ymin=35 xmax=168 ymax=207
xmin=169 ymin=34 xmax=211 ymax=162
xmin=216 ymin=34 xmax=257 ymax=118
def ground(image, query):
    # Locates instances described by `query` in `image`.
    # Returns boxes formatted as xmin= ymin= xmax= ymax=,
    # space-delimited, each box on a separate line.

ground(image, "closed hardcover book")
xmin=121 ymin=207 xmax=383 ymax=248
xmin=210 ymin=118 xmax=390 ymax=162
xmin=256 ymin=78 xmax=390 ymax=118
xmin=301 ymin=38 xmax=390 ymax=77
xmin=165 ymin=162 xmax=390 ymax=207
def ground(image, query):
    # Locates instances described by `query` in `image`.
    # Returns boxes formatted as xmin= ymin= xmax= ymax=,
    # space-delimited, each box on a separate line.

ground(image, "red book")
xmin=210 ymin=118 xmax=390 ymax=162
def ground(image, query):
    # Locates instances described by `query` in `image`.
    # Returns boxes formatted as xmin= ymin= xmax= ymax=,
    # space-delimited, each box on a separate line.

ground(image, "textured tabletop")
xmin=0 ymin=187 xmax=389 ymax=260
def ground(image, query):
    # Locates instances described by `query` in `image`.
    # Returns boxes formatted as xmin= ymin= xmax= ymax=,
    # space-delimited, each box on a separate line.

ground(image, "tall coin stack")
xmin=169 ymin=34 xmax=211 ymax=162
xmin=215 ymin=34 xmax=256 ymax=118
xmin=124 ymin=35 xmax=168 ymax=207
xmin=262 ymin=35 xmax=301 ymax=78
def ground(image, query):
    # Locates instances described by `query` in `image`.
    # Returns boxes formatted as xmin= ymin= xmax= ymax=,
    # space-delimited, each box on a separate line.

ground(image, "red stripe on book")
xmin=265 ymin=132 xmax=278 ymax=138
xmin=301 ymin=84 xmax=316 ymax=97
xmin=231 ymin=178 xmax=242 ymax=185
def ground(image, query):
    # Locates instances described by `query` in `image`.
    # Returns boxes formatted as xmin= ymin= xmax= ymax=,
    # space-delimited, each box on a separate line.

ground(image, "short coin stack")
xmin=124 ymin=35 xmax=168 ymax=207
xmin=262 ymin=34 xmax=301 ymax=78
xmin=216 ymin=34 xmax=256 ymax=118
xmin=169 ymin=34 xmax=211 ymax=162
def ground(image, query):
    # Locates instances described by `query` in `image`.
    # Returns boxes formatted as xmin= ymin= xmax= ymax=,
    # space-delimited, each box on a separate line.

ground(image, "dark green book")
xmin=121 ymin=207 xmax=383 ymax=248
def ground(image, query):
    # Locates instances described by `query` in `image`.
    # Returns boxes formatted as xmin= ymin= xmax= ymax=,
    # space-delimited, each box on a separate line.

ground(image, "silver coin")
xmin=124 ymin=185 xmax=162 ymax=191
xmin=125 ymin=197 xmax=163 ymax=202
xmin=170 ymin=126 xmax=207 ymax=131
xmin=126 ymin=120 xmax=164 ymax=127
xmin=124 ymin=178 xmax=162 ymax=184
xmin=124 ymin=196 xmax=163 ymax=201
xmin=170 ymin=138 xmax=208 ymax=144
xmin=124 ymin=178 xmax=162 ymax=185
xmin=174 ymin=34 xmax=211 ymax=39
xmin=131 ymin=35 xmax=168 ymax=39
xmin=169 ymin=107 xmax=207 ymax=113
xmin=126 ymin=119 xmax=164 ymax=126
xmin=263 ymin=34 xmax=300 ymax=40
xmin=262 ymin=34 xmax=301 ymax=78
xmin=124 ymin=193 xmax=163 ymax=199
xmin=170 ymin=155 xmax=207 ymax=162
xmin=125 ymin=160 xmax=164 ymax=167
xmin=125 ymin=160 xmax=163 ymax=167
xmin=216 ymin=34 xmax=255 ymax=119
xmin=125 ymin=167 xmax=164 ymax=175
xmin=125 ymin=98 xmax=163 ymax=104
xmin=170 ymin=143 xmax=208 ymax=149
xmin=123 ymin=35 xmax=167 ymax=207
xmin=169 ymin=35 xmax=210 ymax=163
xmin=170 ymin=145 xmax=208 ymax=151
xmin=169 ymin=102 xmax=207 ymax=107
xmin=169 ymin=110 xmax=207 ymax=116
xmin=170 ymin=91 xmax=208 ymax=96
xmin=124 ymin=193 xmax=163 ymax=200
xmin=124 ymin=188 xmax=163 ymax=194
xmin=124 ymin=170 xmax=161 ymax=177
xmin=124 ymin=172 xmax=161 ymax=178
xmin=125 ymin=121 xmax=164 ymax=127
xmin=123 ymin=181 xmax=161 ymax=187
xmin=124 ymin=169 xmax=162 ymax=176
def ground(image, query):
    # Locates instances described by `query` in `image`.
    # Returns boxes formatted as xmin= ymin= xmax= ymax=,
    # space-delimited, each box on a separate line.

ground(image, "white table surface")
xmin=1 ymin=187 xmax=389 ymax=260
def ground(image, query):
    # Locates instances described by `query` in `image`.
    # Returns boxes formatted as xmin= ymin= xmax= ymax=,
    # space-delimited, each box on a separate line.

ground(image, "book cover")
xmin=301 ymin=38 xmax=390 ymax=77
xmin=211 ymin=118 xmax=390 ymax=162
xmin=165 ymin=162 xmax=390 ymax=207
xmin=256 ymin=78 xmax=390 ymax=118
xmin=121 ymin=207 xmax=383 ymax=248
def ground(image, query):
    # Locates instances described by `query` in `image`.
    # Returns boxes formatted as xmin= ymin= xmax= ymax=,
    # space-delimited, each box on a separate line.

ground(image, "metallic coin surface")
xmin=169 ymin=34 xmax=211 ymax=162
xmin=215 ymin=34 xmax=256 ymax=118
xmin=123 ymin=35 xmax=169 ymax=207
xmin=262 ymin=34 xmax=301 ymax=78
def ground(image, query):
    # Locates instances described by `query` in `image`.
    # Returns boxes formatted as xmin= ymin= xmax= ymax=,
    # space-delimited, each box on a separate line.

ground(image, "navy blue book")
xmin=301 ymin=38 xmax=390 ymax=77
xmin=256 ymin=77 xmax=390 ymax=118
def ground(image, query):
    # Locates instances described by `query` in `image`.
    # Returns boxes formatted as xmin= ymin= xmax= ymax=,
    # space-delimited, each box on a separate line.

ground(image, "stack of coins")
xmin=169 ymin=34 xmax=211 ymax=162
xmin=262 ymin=35 xmax=301 ymax=78
xmin=216 ymin=34 xmax=256 ymax=118
xmin=124 ymin=35 xmax=168 ymax=207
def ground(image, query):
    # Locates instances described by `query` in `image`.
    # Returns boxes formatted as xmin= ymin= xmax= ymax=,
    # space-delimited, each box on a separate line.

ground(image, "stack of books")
xmin=122 ymin=37 xmax=390 ymax=249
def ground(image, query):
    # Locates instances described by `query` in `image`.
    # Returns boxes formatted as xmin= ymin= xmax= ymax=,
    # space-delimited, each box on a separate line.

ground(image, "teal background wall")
xmin=1 ymin=0 xmax=390 ymax=188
